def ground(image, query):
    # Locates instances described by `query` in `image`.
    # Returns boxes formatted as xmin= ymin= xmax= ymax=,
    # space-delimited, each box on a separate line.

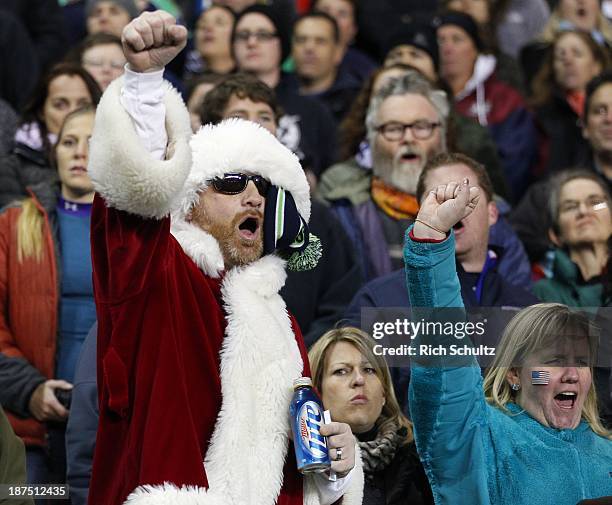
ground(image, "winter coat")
xmin=534 ymin=248 xmax=609 ymax=307
xmin=454 ymin=54 xmax=538 ymax=202
xmin=316 ymin=158 xmax=533 ymax=288
xmin=403 ymin=228 xmax=612 ymax=505
xmin=86 ymin=77 xmax=364 ymax=505
xmin=0 ymin=182 xmax=61 ymax=447
xmin=0 ymin=406 xmax=33 ymax=505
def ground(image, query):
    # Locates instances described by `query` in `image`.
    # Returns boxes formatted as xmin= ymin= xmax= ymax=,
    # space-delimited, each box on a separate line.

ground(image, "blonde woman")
xmin=403 ymin=177 xmax=612 ymax=504
xmin=309 ymin=327 xmax=433 ymax=505
xmin=0 ymin=106 xmax=96 ymax=489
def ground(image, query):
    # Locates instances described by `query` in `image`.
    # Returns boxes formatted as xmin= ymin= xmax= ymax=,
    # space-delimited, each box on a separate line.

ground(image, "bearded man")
xmin=86 ymin=10 xmax=362 ymax=505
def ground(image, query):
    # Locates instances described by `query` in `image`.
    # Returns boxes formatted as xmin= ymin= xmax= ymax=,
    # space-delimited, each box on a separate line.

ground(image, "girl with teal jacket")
xmin=403 ymin=175 xmax=612 ymax=505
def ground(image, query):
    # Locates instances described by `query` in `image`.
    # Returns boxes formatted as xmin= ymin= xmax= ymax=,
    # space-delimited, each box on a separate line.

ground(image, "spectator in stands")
xmin=232 ymin=4 xmax=338 ymax=182
xmin=511 ymin=73 xmax=612 ymax=265
xmin=183 ymin=5 xmax=235 ymax=80
xmin=531 ymin=30 xmax=609 ymax=175
xmin=533 ymin=170 xmax=611 ymax=307
xmin=309 ymin=327 xmax=433 ymax=505
xmin=311 ymin=0 xmax=376 ymax=85
xmin=0 ymin=63 xmax=101 ymax=207
xmin=200 ymin=73 xmax=362 ymax=344
xmin=85 ymin=0 xmax=139 ymax=37
xmin=522 ymin=0 xmax=612 ymax=89
xmin=67 ymin=33 xmax=126 ymax=91
xmin=317 ymin=69 xmax=531 ymax=288
xmin=383 ymin=22 xmax=439 ymax=82
xmin=292 ymin=11 xmax=362 ymax=123
xmin=0 ymin=106 xmax=97 ymax=489
xmin=437 ymin=10 xmax=538 ymax=201
xmin=404 ymin=176 xmax=612 ymax=504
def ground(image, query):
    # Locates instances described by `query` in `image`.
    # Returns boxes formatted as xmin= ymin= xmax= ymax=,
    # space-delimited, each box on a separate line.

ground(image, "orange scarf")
xmin=371 ymin=177 xmax=420 ymax=220
xmin=566 ymin=90 xmax=585 ymax=119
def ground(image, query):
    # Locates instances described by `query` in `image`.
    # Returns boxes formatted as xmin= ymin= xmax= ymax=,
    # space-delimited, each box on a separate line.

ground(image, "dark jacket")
xmin=65 ymin=323 xmax=98 ymax=505
xmin=534 ymin=89 xmax=592 ymax=176
xmin=0 ymin=353 xmax=45 ymax=417
xmin=343 ymin=253 xmax=539 ymax=411
xmin=282 ymin=200 xmax=363 ymax=347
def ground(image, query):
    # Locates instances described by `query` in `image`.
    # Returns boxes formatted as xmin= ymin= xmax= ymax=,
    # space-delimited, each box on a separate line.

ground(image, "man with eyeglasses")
xmin=86 ymin=10 xmax=361 ymax=505
xmin=317 ymin=70 xmax=447 ymax=280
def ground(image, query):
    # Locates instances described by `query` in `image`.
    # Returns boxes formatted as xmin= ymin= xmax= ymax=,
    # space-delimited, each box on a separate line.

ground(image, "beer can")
xmin=289 ymin=377 xmax=331 ymax=474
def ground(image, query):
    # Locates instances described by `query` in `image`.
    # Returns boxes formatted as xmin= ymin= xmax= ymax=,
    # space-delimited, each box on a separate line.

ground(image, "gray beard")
xmin=372 ymin=150 xmax=423 ymax=196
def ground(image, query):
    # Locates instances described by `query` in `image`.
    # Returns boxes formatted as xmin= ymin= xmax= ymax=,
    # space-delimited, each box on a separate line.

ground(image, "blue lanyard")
xmin=474 ymin=250 xmax=498 ymax=304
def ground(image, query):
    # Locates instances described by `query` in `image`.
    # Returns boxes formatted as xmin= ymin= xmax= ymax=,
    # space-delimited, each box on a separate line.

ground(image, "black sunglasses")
xmin=211 ymin=173 xmax=271 ymax=197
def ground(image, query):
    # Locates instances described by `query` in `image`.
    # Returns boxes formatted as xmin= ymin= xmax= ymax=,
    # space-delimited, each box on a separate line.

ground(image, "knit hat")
xmin=384 ymin=21 xmax=439 ymax=69
xmin=233 ymin=4 xmax=292 ymax=64
xmin=434 ymin=10 xmax=483 ymax=51
xmin=178 ymin=118 xmax=317 ymax=269
xmin=85 ymin=0 xmax=139 ymax=20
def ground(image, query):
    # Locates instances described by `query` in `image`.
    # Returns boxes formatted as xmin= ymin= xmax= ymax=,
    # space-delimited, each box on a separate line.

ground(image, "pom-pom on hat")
xmin=178 ymin=118 xmax=310 ymax=224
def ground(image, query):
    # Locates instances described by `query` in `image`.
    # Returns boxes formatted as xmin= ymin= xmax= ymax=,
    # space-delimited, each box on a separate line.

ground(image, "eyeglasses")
xmin=375 ymin=120 xmax=441 ymax=141
xmin=211 ymin=173 xmax=270 ymax=197
xmin=83 ymin=58 xmax=125 ymax=70
xmin=559 ymin=196 xmax=609 ymax=215
xmin=234 ymin=30 xmax=278 ymax=43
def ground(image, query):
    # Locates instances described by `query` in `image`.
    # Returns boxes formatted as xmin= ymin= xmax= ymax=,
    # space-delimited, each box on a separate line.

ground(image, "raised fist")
xmin=413 ymin=178 xmax=480 ymax=239
xmin=121 ymin=10 xmax=187 ymax=73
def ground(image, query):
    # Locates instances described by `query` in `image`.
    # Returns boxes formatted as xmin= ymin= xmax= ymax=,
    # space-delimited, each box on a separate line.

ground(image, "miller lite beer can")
xmin=290 ymin=377 xmax=331 ymax=474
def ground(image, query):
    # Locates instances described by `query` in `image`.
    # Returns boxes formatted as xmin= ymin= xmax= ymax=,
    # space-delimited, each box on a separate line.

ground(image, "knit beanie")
xmin=85 ymin=0 xmax=139 ymax=20
xmin=384 ymin=21 xmax=439 ymax=69
xmin=233 ymin=4 xmax=292 ymax=63
xmin=434 ymin=10 xmax=483 ymax=51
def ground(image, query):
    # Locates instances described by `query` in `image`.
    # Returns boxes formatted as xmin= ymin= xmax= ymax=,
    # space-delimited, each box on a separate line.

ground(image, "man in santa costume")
xmin=86 ymin=10 xmax=363 ymax=505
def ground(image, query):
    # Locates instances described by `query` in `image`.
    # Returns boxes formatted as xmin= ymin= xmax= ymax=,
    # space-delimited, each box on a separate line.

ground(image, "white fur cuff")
xmin=123 ymin=483 xmax=228 ymax=505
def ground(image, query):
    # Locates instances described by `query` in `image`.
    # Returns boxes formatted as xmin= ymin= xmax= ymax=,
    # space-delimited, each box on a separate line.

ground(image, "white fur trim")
xmin=170 ymin=219 xmax=225 ymax=278
xmin=181 ymin=119 xmax=311 ymax=222
xmin=200 ymin=254 xmax=303 ymax=504
xmin=123 ymin=483 xmax=225 ymax=505
xmin=89 ymin=77 xmax=192 ymax=219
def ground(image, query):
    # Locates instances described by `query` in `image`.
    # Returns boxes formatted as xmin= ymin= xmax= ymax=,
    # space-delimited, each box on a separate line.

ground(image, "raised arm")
xmin=404 ymin=179 xmax=492 ymax=505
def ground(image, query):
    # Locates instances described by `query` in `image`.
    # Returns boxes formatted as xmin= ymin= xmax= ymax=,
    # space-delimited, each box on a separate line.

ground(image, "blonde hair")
xmin=483 ymin=303 xmax=611 ymax=439
xmin=308 ymin=326 xmax=413 ymax=444
xmin=16 ymin=199 xmax=44 ymax=262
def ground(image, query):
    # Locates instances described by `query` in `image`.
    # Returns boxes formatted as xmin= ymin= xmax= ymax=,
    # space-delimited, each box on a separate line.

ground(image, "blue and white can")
xmin=290 ymin=377 xmax=331 ymax=474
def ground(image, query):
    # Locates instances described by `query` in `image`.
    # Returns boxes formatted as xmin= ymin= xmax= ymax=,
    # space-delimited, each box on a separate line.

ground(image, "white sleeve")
xmin=119 ymin=65 xmax=168 ymax=161
xmin=311 ymin=467 xmax=354 ymax=505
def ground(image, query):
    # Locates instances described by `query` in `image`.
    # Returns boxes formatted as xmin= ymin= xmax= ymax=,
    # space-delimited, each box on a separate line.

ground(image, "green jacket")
xmin=0 ymin=406 xmax=33 ymax=505
xmin=534 ymin=249 xmax=607 ymax=307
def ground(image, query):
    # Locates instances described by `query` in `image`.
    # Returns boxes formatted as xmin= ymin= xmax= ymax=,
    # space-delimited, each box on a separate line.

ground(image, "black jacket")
xmin=0 ymin=353 xmax=45 ymax=417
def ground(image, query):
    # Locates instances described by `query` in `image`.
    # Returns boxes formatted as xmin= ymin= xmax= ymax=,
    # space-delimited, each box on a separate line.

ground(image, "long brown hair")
xmin=308 ymin=327 xmax=413 ymax=444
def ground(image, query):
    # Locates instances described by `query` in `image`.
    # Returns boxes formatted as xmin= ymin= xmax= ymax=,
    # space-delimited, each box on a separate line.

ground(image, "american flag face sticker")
xmin=531 ymin=370 xmax=551 ymax=385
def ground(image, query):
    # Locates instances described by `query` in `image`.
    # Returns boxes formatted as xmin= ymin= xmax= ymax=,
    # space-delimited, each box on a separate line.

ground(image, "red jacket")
xmin=0 ymin=186 xmax=59 ymax=447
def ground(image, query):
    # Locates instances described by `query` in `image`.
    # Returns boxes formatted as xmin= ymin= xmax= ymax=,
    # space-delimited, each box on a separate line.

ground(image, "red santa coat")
xmin=86 ymin=78 xmax=363 ymax=505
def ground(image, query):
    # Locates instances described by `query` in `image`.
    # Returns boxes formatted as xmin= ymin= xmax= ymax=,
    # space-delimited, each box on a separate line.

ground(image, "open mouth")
xmin=554 ymin=392 xmax=577 ymax=410
xmin=400 ymin=152 xmax=420 ymax=162
xmin=238 ymin=216 xmax=260 ymax=239
xmin=576 ymin=7 xmax=586 ymax=17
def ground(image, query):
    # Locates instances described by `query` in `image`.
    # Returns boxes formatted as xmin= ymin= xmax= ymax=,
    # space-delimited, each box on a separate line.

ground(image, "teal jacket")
xmin=403 ymin=228 xmax=612 ymax=505
xmin=534 ymin=248 xmax=607 ymax=307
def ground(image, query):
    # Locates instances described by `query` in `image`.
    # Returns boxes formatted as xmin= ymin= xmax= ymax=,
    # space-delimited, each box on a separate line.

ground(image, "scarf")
xmin=371 ymin=177 xmax=420 ymax=220
xmin=358 ymin=421 xmax=407 ymax=483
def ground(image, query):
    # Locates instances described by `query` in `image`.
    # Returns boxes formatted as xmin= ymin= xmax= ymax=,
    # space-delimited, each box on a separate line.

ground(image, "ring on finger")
xmin=334 ymin=447 xmax=342 ymax=462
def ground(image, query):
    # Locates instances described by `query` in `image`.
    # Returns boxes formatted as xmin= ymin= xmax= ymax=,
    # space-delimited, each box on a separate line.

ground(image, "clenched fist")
xmin=413 ymin=178 xmax=480 ymax=239
xmin=122 ymin=10 xmax=187 ymax=73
